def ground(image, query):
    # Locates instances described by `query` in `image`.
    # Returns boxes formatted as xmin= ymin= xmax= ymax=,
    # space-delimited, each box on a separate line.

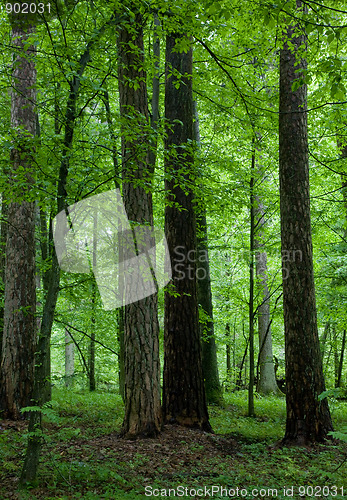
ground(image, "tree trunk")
xmin=20 ymin=250 xmax=60 ymax=485
xmin=225 ymin=323 xmax=231 ymax=391
xmin=0 ymin=21 xmax=37 ymax=420
xmin=279 ymin=1 xmax=333 ymax=444
xmin=89 ymin=212 xmax=97 ymax=392
xmin=101 ymin=88 xmax=125 ymax=400
xmin=320 ymin=321 xmax=330 ymax=363
xmin=248 ymin=151 xmax=255 ymax=417
xmin=337 ymin=329 xmax=346 ymax=389
xmin=65 ymin=329 xmax=74 ymax=387
xmin=0 ymin=200 xmax=8 ymax=363
xmin=20 ymin=15 xmax=97 ymax=482
xmin=163 ymin=33 xmax=211 ymax=432
xmin=334 ymin=325 xmax=339 ymax=389
xmin=194 ymin=102 xmax=222 ymax=405
xmin=148 ymin=13 xmax=160 ymax=170
xmin=254 ymin=166 xmax=280 ymax=395
xmin=117 ymin=8 xmax=161 ymax=438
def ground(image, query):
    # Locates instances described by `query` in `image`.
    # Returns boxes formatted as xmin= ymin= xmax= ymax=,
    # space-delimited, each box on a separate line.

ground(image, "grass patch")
xmin=0 ymin=387 xmax=346 ymax=499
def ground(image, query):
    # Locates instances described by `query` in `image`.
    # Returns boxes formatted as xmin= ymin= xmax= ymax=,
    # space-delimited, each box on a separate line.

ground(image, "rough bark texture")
xmin=0 ymin=23 xmax=37 ymax=420
xmin=118 ymin=10 xmax=161 ymax=438
xmin=279 ymin=7 xmax=333 ymax=444
xmin=163 ymin=34 xmax=211 ymax=432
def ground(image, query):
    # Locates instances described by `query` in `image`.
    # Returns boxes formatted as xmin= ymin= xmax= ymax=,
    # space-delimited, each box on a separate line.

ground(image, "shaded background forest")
xmin=0 ymin=0 xmax=347 ymax=493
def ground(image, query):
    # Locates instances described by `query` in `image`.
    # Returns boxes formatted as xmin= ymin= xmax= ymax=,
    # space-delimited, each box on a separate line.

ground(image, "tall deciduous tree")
xmin=194 ymin=103 xmax=222 ymax=405
xmin=117 ymin=6 xmax=161 ymax=438
xmin=0 ymin=19 xmax=37 ymax=420
xmin=279 ymin=2 xmax=333 ymax=444
xmin=163 ymin=33 xmax=211 ymax=431
xmin=254 ymin=162 xmax=280 ymax=395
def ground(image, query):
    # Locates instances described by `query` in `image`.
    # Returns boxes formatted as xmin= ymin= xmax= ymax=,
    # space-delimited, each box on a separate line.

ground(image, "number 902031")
xmin=5 ymin=2 xmax=51 ymax=15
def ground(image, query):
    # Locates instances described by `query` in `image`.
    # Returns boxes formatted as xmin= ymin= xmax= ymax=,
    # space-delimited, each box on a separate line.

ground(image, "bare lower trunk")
xmin=163 ymin=33 xmax=211 ymax=432
xmin=118 ymin=8 xmax=161 ymax=438
xmin=279 ymin=2 xmax=333 ymax=444
xmin=0 ymin=22 xmax=37 ymax=420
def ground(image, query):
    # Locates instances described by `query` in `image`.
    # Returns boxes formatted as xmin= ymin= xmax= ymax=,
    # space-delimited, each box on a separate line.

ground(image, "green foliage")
xmin=1 ymin=387 xmax=346 ymax=499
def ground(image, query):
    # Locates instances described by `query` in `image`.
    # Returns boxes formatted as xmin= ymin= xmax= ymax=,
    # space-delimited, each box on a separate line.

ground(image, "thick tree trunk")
xmin=163 ymin=33 xmax=211 ymax=432
xmin=0 ymin=22 xmax=37 ymax=420
xmin=118 ymin=9 xmax=161 ymax=438
xmin=279 ymin=3 xmax=333 ymax=444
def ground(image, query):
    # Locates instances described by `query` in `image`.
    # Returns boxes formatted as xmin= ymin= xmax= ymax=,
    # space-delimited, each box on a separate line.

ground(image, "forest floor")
xmin=0 ymin=389 xmax=346 ymax=500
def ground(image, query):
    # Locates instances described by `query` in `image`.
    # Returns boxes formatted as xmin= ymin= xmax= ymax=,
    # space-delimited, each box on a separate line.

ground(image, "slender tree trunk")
xmin=337 ymin=330 xmax=346 ymax=389
xmin=248 ymin=150 xmax=255 ymax=417
xmin=89 ymin=280 xmax=96 ymax=391
xmin=225 ymin=323 xmax=231 ymax=391
xmin=279 ymin=1 xmax=333 ymax=444
xmin=194 ymin=102 xmax=222 ymax=405
xmin=0 ymin=21 xmax=37 ymax=420
xmin=101 ymin=88 xmax=125 ymax=400
xmin=334 ymin=325 xmax=339 ymax=389
xmin=20 ymin=18 xmax=97 ymax=482
xmin=163 ymin=33 xmax=211 ymax=431
xmin=320 ymin=321 xmax=330 ymax=362
xmin=0 ymin=200 xmax=8 ymax=358
xmin=89 ymin=212 xmax=97 ymax=392
xmin=254 ymin=167 xmax=280 ymax=395
xmin=65 ymin=329 xmax=74 ymax=387
xmin=117 ymin=8 xmax=161 ymax=438
xmin=148 ymin=13 xmax=160 ymax=170
xmin=20 ymin=251 xmax=60 ymax=485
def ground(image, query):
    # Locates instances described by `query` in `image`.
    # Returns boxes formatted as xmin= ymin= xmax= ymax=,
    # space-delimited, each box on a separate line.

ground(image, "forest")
xmin=0 ymin=0 xmax=347 ymax=498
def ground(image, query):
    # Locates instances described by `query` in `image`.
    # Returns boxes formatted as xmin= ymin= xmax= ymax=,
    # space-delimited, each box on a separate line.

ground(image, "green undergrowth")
xmin=0 ymin=387 xmax=346 ymax=499
xmin=209 ymin=391 xmax=286 ymax=441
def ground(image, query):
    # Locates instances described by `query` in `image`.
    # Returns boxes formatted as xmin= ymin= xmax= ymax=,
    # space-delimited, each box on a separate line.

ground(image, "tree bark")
xmin=117 ymin=8 xmax=161 ymax=438
xmin=279 ymin=2 xmax=333 ymax=444
xmin=163 ymin=33 xmax=211 ymax=432
xmin=0 ymin=21 xmax=37 ymax=420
